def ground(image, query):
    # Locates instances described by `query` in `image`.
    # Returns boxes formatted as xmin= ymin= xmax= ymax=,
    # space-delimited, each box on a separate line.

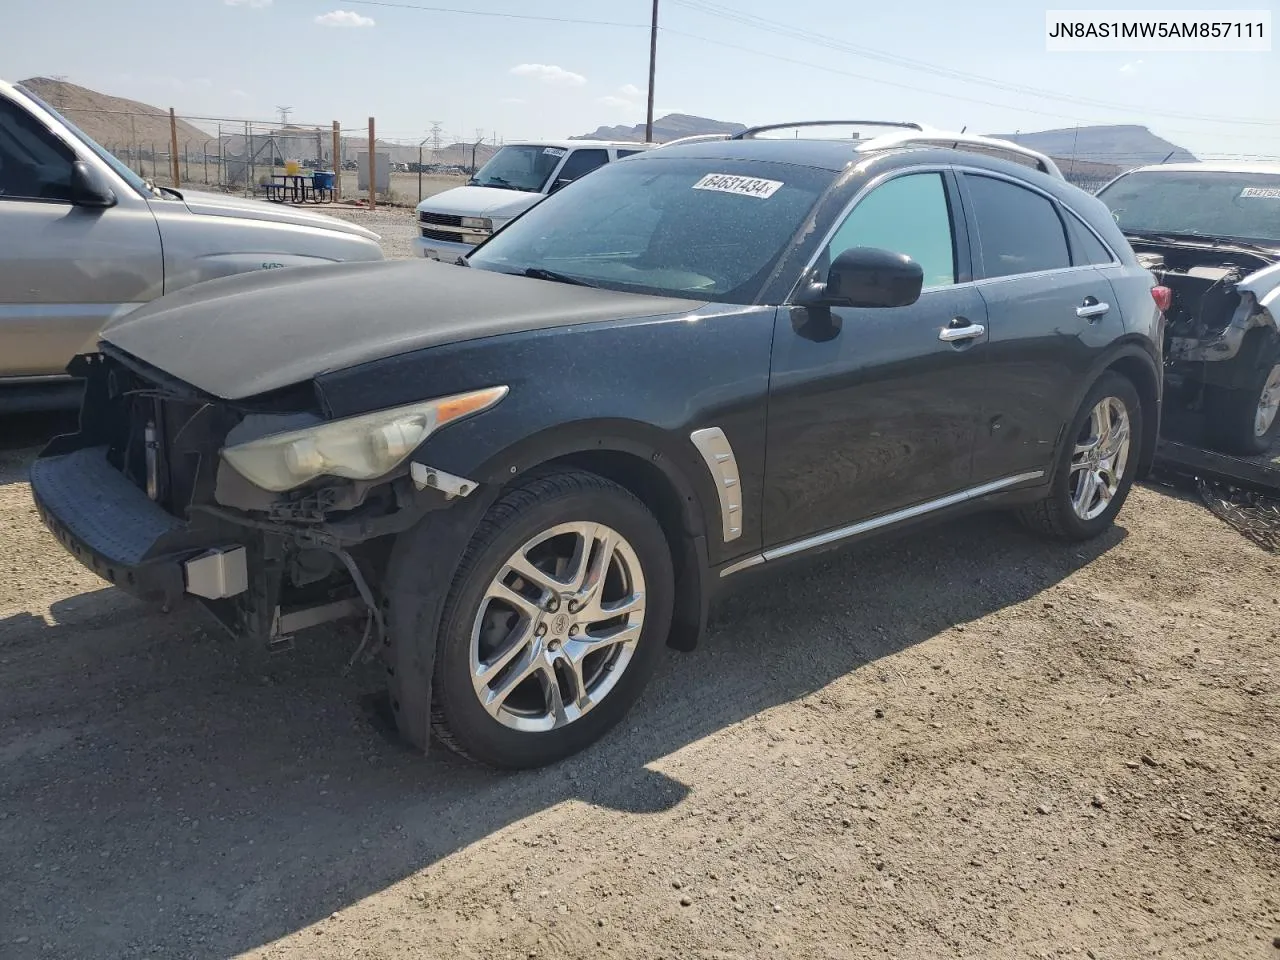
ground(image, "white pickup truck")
xmin=0 ymin=78 xmax=385 ymax=412
xmin=413 ymin=140 xmax=650 ymax=261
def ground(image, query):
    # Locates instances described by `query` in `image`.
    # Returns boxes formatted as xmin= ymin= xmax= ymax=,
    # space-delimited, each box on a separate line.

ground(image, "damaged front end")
xmin=1135 ymin=240 xmax=1280 ymax=376
xmin=30 ymin=347 xmax=474 ymax=649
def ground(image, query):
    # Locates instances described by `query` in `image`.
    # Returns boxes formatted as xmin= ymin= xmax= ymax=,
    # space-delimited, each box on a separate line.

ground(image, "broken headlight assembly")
xmin=220 ymin=386 xmax=507 ymax=493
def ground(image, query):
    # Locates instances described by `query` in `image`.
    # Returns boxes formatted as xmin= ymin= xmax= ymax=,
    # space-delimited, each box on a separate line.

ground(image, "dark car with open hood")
xmin=32 ymin=121 xmax=1167 ymax=769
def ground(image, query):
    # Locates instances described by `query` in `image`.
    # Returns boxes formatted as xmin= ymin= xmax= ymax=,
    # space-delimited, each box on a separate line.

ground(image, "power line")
xmin=667 ymin=0 xmax=1278 ymax=128
xmin=658 ymin=26 xmax=1278 ymax=133
xmin=328 ymin=0 xmax=647 ymax=27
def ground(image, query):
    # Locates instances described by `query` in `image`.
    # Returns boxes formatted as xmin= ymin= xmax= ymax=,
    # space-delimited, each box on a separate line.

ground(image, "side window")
xmin=828 ymin=172 xmax=956 ymax=288
xmin=1064 ymin=211 xmax=1116 ymax=265
xmin=965 ymin=174 xmax=1071 ymax=277
xmin=0 ymin=97 xmax=75 ymax=203
xmin=554 ymin=148 xmax=609 ymax=185
xmin=616 ymin=149 xmax=644 ymax=159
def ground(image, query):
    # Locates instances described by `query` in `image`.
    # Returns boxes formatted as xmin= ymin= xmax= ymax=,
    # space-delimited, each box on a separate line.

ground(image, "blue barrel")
xmin=313 ymin=170 xmax=335 ymax=190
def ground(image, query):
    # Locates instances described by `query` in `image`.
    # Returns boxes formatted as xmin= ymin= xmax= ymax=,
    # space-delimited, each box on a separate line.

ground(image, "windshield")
xmin=467 ymin=157 xmax=836 ymax=303
xmin=469 ymin=145 xmax=567 ymax=192
xmin=17 ymin=84 xmax=154 ymax=198
xmin=1097 ymin=170 xmax=1280 ymax=247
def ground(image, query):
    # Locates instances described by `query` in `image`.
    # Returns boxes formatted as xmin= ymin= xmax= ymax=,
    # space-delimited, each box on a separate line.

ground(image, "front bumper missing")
xmin=30 ymin=445 xmax=227 ymax=605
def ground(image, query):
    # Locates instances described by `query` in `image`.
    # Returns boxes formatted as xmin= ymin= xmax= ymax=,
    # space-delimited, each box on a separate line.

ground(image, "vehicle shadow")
xmin=0 ymin=511 xmax=1125 ymax=957
xmin=0 ymin=412 xmax=76 ymax=486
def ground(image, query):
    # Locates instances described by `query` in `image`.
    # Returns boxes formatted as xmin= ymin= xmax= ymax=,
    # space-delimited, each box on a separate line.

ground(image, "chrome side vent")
xmin=690 ymin=427 xmax=744 ymax=543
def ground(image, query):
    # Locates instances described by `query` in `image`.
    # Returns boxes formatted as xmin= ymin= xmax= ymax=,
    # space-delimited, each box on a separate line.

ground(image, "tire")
xmin=1018 ymin=371 xmax=1142 ymax=542
xmin=1203 ymin=331 xmax=1280 ymax=456
xmin=409 ymin=469 xmax=674 ymax=769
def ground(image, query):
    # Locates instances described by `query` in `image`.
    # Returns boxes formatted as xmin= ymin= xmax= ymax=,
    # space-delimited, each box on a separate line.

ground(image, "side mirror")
xmin=549 ymin=177 xmax=573 ymax=194
xmin=70 ymin=161 xmax=117 ymax=209
xmin=812 ymin=246 xmax=923 ymax=308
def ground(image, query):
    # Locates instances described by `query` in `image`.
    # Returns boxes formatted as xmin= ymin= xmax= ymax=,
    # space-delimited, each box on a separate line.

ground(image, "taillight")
xmin=1151 ymin=285 xmax=1173 ymax=313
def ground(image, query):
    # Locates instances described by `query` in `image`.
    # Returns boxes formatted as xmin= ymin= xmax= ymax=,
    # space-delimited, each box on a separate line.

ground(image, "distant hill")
xmin=987 ymin=125 xmax=1196 ymax=167
xmin=574 ymin=113 xmax=747 ymax=143
xmin=18 ymin=77 xmax=211 ymax=151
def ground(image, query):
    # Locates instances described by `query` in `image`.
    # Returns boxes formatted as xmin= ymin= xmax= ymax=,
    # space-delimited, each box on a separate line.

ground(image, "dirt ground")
xmin=1 ymin=215 xmax=1277 ymax=959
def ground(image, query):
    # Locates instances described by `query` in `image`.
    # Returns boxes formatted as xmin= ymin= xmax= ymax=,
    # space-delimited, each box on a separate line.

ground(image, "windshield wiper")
xmin=523 ymin=267 xmax=597 ymax=287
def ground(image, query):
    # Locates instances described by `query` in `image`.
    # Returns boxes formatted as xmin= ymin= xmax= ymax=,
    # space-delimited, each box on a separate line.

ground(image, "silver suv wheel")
xmin=1070 ymin=396 xmax=1132 ymax=521
xmin=470 ymin=521 xmax=646 ymax=733
xmin=1254 ymin=363 xmax=1280 ymax=438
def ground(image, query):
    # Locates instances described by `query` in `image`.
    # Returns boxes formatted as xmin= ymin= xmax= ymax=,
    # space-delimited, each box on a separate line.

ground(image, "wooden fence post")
xmin=367 ymin=116 xmax=376 ymax=210
xmin=169 ymin=108 xmax=180 ymax=186
xmin=332 ymin=121 xmax=342 ymax=200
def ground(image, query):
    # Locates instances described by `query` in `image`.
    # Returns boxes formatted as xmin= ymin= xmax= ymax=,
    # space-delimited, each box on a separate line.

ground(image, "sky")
xmin=2 ymin=0 xmax=1277 ymax=159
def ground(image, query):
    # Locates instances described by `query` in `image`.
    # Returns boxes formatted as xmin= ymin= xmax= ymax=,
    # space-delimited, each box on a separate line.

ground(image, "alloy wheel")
xmin=1254 ymin=363 xmax=1280 ymax=438
xmin=1070 ymin=397 xmax=1131 ymax=521
xmin=469 ymin=521 xmax=646 ymax=732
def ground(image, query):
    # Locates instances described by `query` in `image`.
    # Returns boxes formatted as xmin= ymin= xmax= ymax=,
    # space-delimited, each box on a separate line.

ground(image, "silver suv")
xmin=0 ymin=79 xmax=385 ymax=412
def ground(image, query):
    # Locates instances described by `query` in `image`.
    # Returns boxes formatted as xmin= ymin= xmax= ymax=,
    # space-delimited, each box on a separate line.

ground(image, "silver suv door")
xmin=0 ymin=94 xmax=163 ymax=380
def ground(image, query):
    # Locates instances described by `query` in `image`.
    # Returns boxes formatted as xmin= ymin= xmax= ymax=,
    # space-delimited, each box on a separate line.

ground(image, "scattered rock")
xmin=874 ymin=708 xmax=885 ymax=719
xmin=1036 ymin=804 xmax=1051 ymax=815
xmin=679 ymin=896 xmax=692 ymax=907
xmin=671 ymin=879 xmax=682 ymax=890
xmin=1091 ymin=794 xmax=1106 ymax=809
xmin=1140 ymin=755 xmax=1159 ymax=768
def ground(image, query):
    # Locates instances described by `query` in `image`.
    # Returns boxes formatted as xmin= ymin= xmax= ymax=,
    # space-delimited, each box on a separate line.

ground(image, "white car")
xmin=413 ymin=140 xmax=651 ymax=261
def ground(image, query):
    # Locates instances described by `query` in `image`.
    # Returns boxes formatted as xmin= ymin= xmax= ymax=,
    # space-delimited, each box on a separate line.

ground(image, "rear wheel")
xmin=413 ymin=470 xmax=674 ymax=769
xmin=1018 ymin=371 xmax=1141 ymax=541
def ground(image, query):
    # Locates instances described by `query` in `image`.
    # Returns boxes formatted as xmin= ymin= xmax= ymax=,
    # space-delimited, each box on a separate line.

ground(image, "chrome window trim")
xmin=689 ymin=426 xmax=744 ymax=543
xmin=719 ymin=470 xmax=1045 ymax=577
xmin=785 ymin=162 xmax=1117 ymax=303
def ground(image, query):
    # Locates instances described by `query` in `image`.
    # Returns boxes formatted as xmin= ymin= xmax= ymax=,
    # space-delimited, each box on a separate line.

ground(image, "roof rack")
xmin=732 ymin=120 xmax=924 ymax=140
xmin=853 ymin=129 xmax=1064 ymax=179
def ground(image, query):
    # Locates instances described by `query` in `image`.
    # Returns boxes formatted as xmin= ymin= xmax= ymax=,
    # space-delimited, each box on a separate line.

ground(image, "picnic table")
xmin=263 ymin=173 xmax=335 ymax=204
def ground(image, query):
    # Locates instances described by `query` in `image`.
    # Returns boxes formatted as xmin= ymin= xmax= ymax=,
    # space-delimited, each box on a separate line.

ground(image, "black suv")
xmin=31 ymin=123 xmax=1165 ymax=769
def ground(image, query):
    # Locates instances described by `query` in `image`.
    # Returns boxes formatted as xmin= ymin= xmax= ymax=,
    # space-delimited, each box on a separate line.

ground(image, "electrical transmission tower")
xmin=275 ymin=105 xmax=293 ymax=127
xmin=428 ymin=121 xmax=444 ymax=161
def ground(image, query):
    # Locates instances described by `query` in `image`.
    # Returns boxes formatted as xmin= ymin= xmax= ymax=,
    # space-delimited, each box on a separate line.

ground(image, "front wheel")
xmin=1204 ymin=357 xmax=1280 ymax=457
xmin=403 ymin=470 xmax=675 ymax=769
xmin=1018 ymin=371 xmax=1142 ymax=541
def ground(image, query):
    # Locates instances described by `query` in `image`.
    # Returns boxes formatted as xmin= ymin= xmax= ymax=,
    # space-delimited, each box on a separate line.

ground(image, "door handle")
xmin=1076 ymin=297 xmax=1110 ymax=320
xmin=938 ymin=318 xmax=986 ymax=343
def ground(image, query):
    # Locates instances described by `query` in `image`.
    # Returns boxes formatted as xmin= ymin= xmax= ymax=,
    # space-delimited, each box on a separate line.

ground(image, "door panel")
xmin=970 ymin=269 xmax=1123 ymax=482
xmin=0 ymin=93 xmax=163 ymax=379
xmin=958 ymin=171 xmax=1126 ymax=483
xmin=764 ymin=287 xmax=990 ymax=547
xmin=0 ymin=200 xmax=163 ymax=377
xmin=763 ymin=168 xmax=988 ymax=549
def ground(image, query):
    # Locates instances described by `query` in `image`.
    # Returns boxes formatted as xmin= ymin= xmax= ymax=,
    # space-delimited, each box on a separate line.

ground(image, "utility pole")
xmin=367 ymin=116 xmax=376 ymax=209
xmin=169 ymin=107 xmax=181 ymax=187
xmin=645 ymin=0 xmax=659 ymax=143
xmin=332 ymin=121 xmax=342 ymax=199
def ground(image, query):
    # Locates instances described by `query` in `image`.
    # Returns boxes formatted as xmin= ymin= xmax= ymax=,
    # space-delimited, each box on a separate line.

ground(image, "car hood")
xmin=175 ymin=190 xmax=380 ymax=241
xmin=100 ymin=260 xmax=699 ymax=400
xmin=418 ymin=185 xmax=542 ymax=220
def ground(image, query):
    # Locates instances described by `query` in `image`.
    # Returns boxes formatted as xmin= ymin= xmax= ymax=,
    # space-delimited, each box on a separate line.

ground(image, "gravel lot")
xmin=0 ymin=217 xmax=1276 ymax=959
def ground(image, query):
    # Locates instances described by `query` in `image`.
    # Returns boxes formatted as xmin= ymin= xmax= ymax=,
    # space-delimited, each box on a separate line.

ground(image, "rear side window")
xmin=827 ymin=172 xmax=956 ymax=288
xmin=0 ymin=97 xmax=75 ymax=202
xmin=1064 ymin=212 xmax=1116 ymax=265
xmin=617 ymin=149 xmax=645 ymax=159
xmin=965 ymin=174 xmax=1071 ymax=278
xmin=555 ymin=149 xmax=609 ymax=184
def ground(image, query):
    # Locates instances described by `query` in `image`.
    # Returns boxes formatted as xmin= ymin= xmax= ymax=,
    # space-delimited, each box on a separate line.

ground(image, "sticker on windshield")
xmin=692 ymin=173 xmax=784 ymax=199
xmin=543 ymin=147 xmax=567 ymax=157
xmin=1240 ymin=186 xmax=1280 ymax=199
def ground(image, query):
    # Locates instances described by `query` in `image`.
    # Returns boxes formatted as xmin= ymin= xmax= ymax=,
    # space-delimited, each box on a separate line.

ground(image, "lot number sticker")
xmin=693 ymin=173 xmax=784 ymax=199
xmin=1240 ymin=186 xmax=1280 ymax=199
xmin=543 ymin=147 xmax=567 ymax=157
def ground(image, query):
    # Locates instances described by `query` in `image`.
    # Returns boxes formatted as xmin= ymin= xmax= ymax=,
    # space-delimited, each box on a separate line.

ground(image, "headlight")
xmin=460 ymin=216 xmax=492 ymax=231
xmin=220 ymin=386 xmax=507 ymax=492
